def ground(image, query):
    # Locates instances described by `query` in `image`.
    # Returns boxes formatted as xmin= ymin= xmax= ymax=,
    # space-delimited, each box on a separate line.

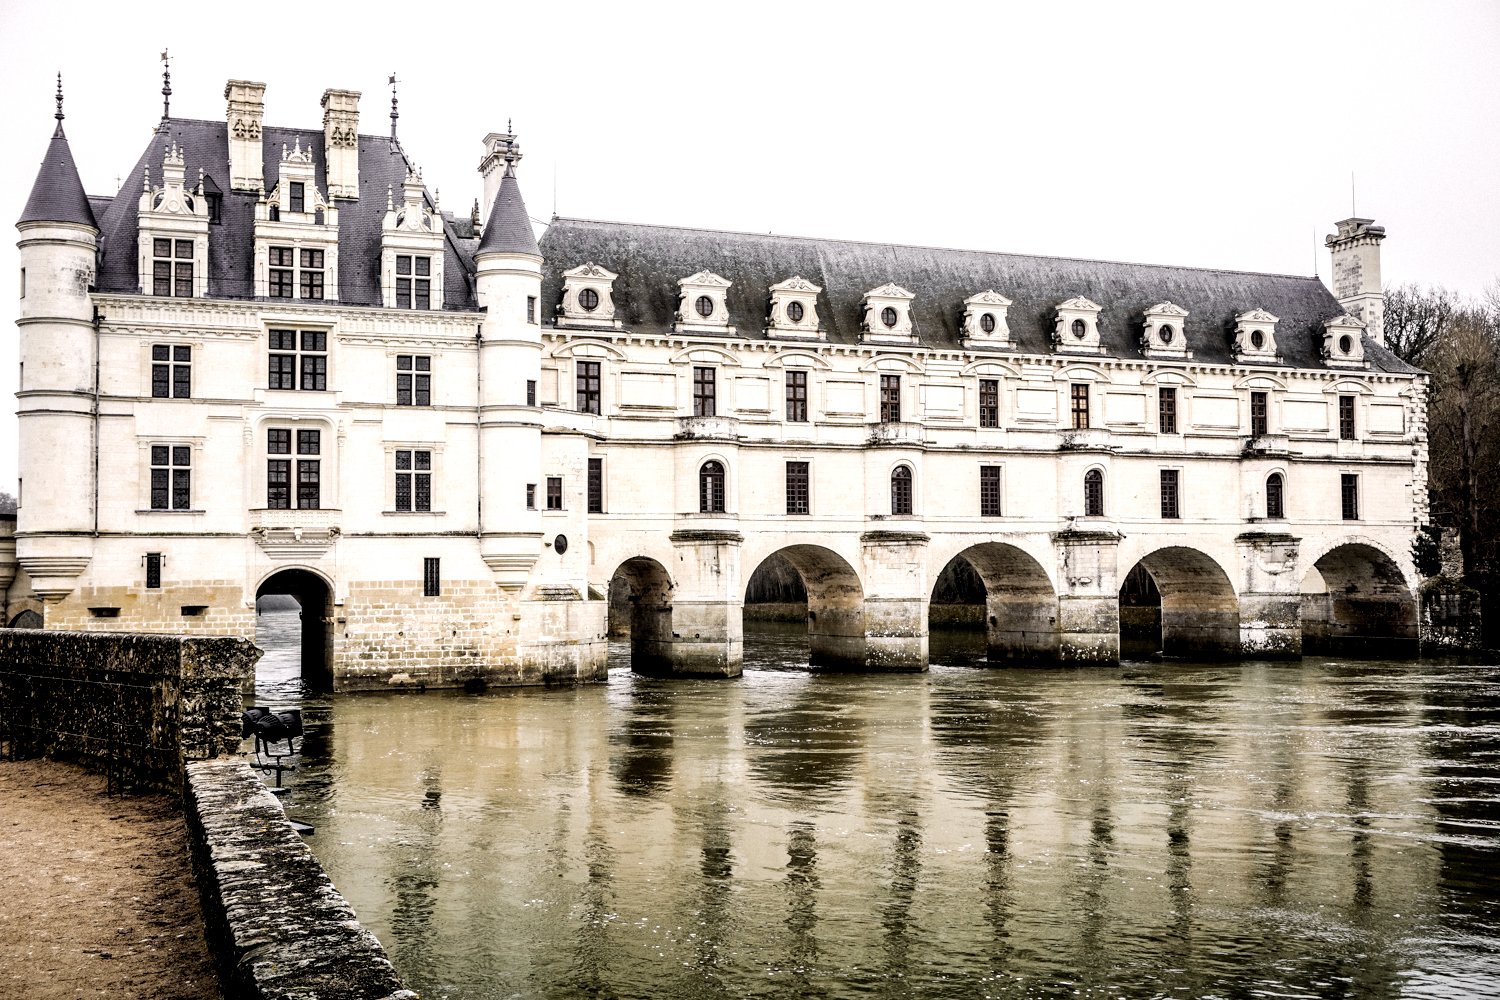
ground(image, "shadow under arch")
xmin=607 ymin=556 xmax=676 ymax=676
xmin=7 ymin=609 xmax=43 ymax=629
xmin=1301 ymin=542 xmax=1417 ymax=657
xmin=256 ymin=567 xmax=334 ymax=691
xmin=1121 ymin=547 xmax=1239 ymax=659
xmin=745 ymin=544 xmax=866 ymax=670
xmin=929 ymin=542 xmax=1059 ymax=665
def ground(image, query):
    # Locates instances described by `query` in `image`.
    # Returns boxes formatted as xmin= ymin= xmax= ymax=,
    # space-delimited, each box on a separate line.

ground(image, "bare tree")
xmin=1384 ymin=283 xmax=1462 ymax=365
xmin=0 ymin=491 xmax=15 ymax=515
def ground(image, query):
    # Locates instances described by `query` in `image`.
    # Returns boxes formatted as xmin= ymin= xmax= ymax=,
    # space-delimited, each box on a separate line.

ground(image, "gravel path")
xmin=0 ymin=758 xmax=220 ymax=999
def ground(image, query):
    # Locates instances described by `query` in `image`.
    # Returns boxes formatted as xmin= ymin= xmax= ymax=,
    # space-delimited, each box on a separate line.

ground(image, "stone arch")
xmin=745 ymin=544 xmax=865 ymax=669
xmin=7 ymin=609 xmax=43 ymax=629
xmin=929 ymin=542 xmax=1059 ymax=664
xmin=608 ymin=556 xmax=677 ymax=676
xmin=1300 ymin=540 xmax=1418 ymax=657
xmin=255 ymin=567 xmax=335 ymax=691
xmin=1122 ymin=546 xmax=1239 ymax=659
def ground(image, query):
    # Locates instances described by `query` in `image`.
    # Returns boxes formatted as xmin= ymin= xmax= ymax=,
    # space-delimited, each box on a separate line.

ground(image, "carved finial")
xmin=160 ymin=49 xmax=171 ymax=120
xmin=389 ymin=72 xmax=399 ymax=144
xmin=143 ymin=166 xmax=151 ymax=193
xmin=433 ymin=187 xmax=440 ymax=211
xmin=282 ymin=142 xmax=289 ymax=161
xmin=471 ymin=198 xmax=480 ymax=227
xmin=54 ymin=72 xmax=64 ymax=124
xmin=387 ymin=185 xmax=393 ymax=212
xmin=197 ymin=168 xmax=204 ymax=195
xmin=294 ymin=137 xmax=302 ymax=156
xmin=507 ymin=117 xmax=512 ymax=135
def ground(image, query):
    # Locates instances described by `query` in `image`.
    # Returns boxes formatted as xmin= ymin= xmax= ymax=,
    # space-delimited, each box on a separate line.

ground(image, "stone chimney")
xmin=1325 ymin=217 xmax=1387 ymax=347
xmin=479 ymin=128 xmax=521 ymax=221
xmin=321 ymin=88 xmax=360 ymax=200
xmin=225 ymin=80 xmax=266 ymax=192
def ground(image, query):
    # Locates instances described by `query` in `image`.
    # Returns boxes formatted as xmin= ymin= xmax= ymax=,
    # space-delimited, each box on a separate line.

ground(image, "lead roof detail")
xmin=20 ymin=121 xmax=98 ymax=229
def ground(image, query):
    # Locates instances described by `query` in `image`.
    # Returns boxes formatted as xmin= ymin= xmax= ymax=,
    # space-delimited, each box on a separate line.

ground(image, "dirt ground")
xmin=0 ymin=758 xmax=221 ymax=999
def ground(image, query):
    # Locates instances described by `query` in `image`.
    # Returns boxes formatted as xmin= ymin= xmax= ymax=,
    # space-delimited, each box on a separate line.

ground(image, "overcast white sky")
xmin=2 ymin=0 xmax=1497 ymax=492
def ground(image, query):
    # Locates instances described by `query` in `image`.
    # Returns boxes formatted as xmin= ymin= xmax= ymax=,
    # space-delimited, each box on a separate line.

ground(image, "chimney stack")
xmin=1325 ymin=217 xmax=1387 ymax=347
xmin=479 ymin=128 xmax=521 ymax=221
xmin=322 ymin=88 xmax=361 ymax=200
xmin=225 ymin=80 xmax=266 ymax=192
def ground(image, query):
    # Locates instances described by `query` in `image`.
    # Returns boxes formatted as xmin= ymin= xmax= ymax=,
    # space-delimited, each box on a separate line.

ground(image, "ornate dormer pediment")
xmin=767 ymin=275 xmax=823 ymax=339
xmin=962 ymin=290 xmax=1013 ymax=347
xmin=1053 ymin=296 xmax=1104 ymax=354
xmin=251 ymin=139 xmax=340 ymax=301
xmin=1322 ymin=314 xmax=1368 ymax=369
xmin=676 ymin=271 xmax=734 ymax=334
xmin=558 ymin=262 xmax=621 ymax=328
xmin=1233 ymin=308 xmax=1280 ymax=364
xmin=380 ymin=167 xmax=445 ymax=310
xmin=1141 ymin=301 xmax=1191 ymax=359
xmin=136 ymin=142 xmax=209 ymax=298
xmin=861 ymin=283 xmax=916 ymax=342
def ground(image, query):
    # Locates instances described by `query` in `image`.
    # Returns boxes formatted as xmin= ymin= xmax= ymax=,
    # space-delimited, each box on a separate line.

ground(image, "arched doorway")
xmin=255 ymin=568 xmax=334 ymax=693
xmin=607 ymin=557 xmax=675 ymax=676
xmin=744 ymin=545 xmax=865 ymax=670
xmin=928 ymin=543 xmax=1058 ymax=665
xmin=1120 ymin=548 xmax=1238 ymax=659
xmin=1301 ymin=543 xmax=1417 ymax=657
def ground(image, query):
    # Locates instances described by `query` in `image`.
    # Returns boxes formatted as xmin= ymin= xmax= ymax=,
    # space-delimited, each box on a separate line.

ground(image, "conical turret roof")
xmin=19 ymin=122 xmax=97 ymax=230
xmin=477 ymin=164 xmax=538 ymax=257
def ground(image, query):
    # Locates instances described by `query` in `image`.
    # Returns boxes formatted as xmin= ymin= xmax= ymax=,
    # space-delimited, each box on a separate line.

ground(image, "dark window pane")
xmin=297 ymin=430 xmax=320 ymax=455
xmin=980 ymin=465 xmax=1002 ymax=517
xmin=267 ymin=429 xmax=290 ymax=454
xmin=587 ymin=458 xmax=603 ymax=513
xmin=267 ymin=459 xmax=290 ymax=508
xmin=1267 ymin=474 xmax=1285 ymax=519
xmin=891 ymin=466 xmax=913 ymax=515
xmin=302 ymin=331 xmax=326 ymax=352
xmin=397 ymin=354 xmax=412 ymax=369
xmin=154 ymin=238 xmax=171 ymax=258
xmin=414 ymin=280 xmax=430 ymax=310
xmin=173 ymin=262 xmax=193 ymax=296
xmin=151 ymin=467 xmax=168 ymax=510
xmin=414 ymin=256 xmax=430 ymax=276
xmin=414 ymin=451 xmax=431 ymax=471
xmin=979 ymin=379 xmax=999 ymax=428
xmin=396 ymin=373 xmax=411 ymax=406
xmin=699 ymin=461 xmax=725 ymax=513
xmin=151 ymin=445 xmax=169 ymax=466
xmin=146 ymin=553 xmax=161 ymax=589
xmin=1341 ymin=474 xmax=1359 ymax=520
xmin=153 ymin=261 xmax=171 ymax=296
xmin=172 ymin=445 xmax=190 ymax=467
xmin=693 ymin=367 xmax=716 ymax=417
xmin=172 ymin=363 xmax=190 ymax=398
xmin=1084 ymin=470 xmax=1104 ymax=517
xmin=1339 ymin=395 xmax=1356 ymax=440
xmin=396 ymin=279 xmax=411 ymax=309
xmin=397 ymin=255 xmax=411 ymax=275
xmin=175 ymin=240 xmax=193 ymax=259
xmin=786 ymin=370 xmax=808 ymax=422
xmin=415 ymin=474 xmax=430 ymax=512
xmin=173 ymin=468 xmax=191 ymax=510
xmin=1160 ymin=469 xmax=1180 ymax=519
xmin=1159 ymin=387 xmax=1177 ymax=434
xmin=415 ymin=356 xmax=431 ymax=372
xmin=301 ymin=355 xmax=326 ymax=391
xmin=577 ymin=361 xmax=601 ymax=414
xmin=395 ymin=472 xmax=411 ymax=511
xmin=880 ymin=375 xmax=901 ymax=423
xmin=396 ymin=450 xmax=412 ymax=471
xmin=173 ymin=345 xmax=190 ymax=362
xmin=289 ymin=182 xmax=304 ymax=214
xmin=297 ymin=460 xmax=320 ymax=509
xmin=152 ymin=345 xmax=170 ymax=362
xmin=1071 ymin=384 xmax=1090 ymax=429
xmin=786 ymin=461 xmax=809 ymax=515
xmin=547 ymin=477 xmax=563 ymax=510
xmin=423 ymin=557 xmax=440 ymax=597
xmin=1251 ymin=391 xmax=1268 ymax=437
xmin=152 ymin=364 xmax=169 ymax=398
xmin=414 ymin=374 xmax=430 ymax=406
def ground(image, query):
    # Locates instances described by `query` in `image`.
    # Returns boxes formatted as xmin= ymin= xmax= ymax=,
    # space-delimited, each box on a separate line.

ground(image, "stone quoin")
xmin=2 ymin=75 xmax=1427 ymax=688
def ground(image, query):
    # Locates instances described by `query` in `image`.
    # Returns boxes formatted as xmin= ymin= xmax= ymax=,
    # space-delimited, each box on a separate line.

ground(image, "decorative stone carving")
xmin=961 ymin=290 xmax=1013 ymax=347
xmin=767 ymin=276 xmax=823 ymax=339
xmin=321 ymin=88 xmax=360 ymax=200
xmin=1053 ymin=296 xmax=1104 ymax=354
xmin=558 ymin=262 xmax=622 ymax=328
xmin=250 ymin=140 xmax=340 ymax=300
xmin=136 ymin=141 xmax=210 ymax=297
xmin=380 ymin=168 xmax=444 ymax=310
xmin=1141 ymin=302 xmax=1190 ymax=359
xmin=224 ymin=79 xmax=266 ymax=193
xmin=861 ymin=283 xmax=916 ymax=342
xmin=1233 ymin=308 xmax=1280 ymax=363
xmin=675 ymin=271 xmax=734 ymax=335
xmin=1322 ymin=314 xmax=1368 ymax=369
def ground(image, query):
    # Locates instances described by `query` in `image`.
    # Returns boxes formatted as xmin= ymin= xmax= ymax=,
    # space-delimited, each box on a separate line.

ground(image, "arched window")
xmin=1266 ymin=472 xmax=1285 ymax=519
xmin=1084 ymin=469 xmax=1104 ymax=517
xmin=699 ymin=460 xmax=725 ymax=513
xmin=891 ymin=465 xmax=913 ymax=515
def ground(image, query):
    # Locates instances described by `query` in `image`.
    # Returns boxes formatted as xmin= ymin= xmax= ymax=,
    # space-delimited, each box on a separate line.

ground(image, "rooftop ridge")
xmin=548 ymin=215 xmax=1325 ymax=286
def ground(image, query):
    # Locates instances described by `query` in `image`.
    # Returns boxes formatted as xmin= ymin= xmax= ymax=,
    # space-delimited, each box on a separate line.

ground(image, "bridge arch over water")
xmin=1300 ymin=539 xmax=1418 ymax=657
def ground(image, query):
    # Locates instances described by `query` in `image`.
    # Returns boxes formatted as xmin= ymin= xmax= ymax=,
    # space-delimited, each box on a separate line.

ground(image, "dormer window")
xmin=266 ymin=246 xmax=325 ymax=300
xmin=675 ymin=271 xmax=734 ymax=334
xmin=1053 ymin=297 xmax=1104 ymax=354
xmin=860 ymin=283 xmax=916 ymax=342
xmin=395 ymin=255 xmax=431 ymax=309
xmin=137 ymin=142 xmax=209 ymax=298
xmin=962 ymin=290 xmax=1013 ymax=347
xmin=254 ymin=140 xmax=340 ymax=301
xmin=559 ymin=263 xmax=621 ymax=328
xmin=152 ymin=239 xmax=194 ymax=298
xmin=767 ymin=276 xmax=822 ymax=339
xmin=1141 ymin=302 xmax=1190 ymax=359
xmin=1233 ymin=308 xmax=1280 ymax=363
xmin=1322 ymin=314 xmax=1367 ymax=369
xmin=380 ymin=169 xmax=444 ymax=311
xmin=289 ymin=182 xmax=305 ymax=214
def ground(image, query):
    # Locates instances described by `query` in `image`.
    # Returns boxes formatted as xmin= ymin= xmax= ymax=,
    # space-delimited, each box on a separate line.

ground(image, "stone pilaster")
xmin=1052 ymin=529 xmax=1122 ymax=662
xmin=859 ymin=530 xmax=929 ymax=671
xmin=666 ymin=529 xmax=744 ymax=677
xmin=1235 ymin=532 xmax=1303 ymax=658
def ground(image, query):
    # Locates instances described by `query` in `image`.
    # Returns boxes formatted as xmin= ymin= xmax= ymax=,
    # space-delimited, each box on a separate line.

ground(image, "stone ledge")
xmin=184 ymin=759 xmax=417 ymax=1000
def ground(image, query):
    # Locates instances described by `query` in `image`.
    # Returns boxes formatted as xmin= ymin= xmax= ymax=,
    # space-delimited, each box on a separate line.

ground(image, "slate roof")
xmin=476 ymin=167 xmax=539 ymax=256
xmin=538 ymin=218 xmax=1419 ymax=375
xmin=90 ymin=118 xmax=478 ymax=309
xmin=19 ymin=124 xmax=98 ymax=229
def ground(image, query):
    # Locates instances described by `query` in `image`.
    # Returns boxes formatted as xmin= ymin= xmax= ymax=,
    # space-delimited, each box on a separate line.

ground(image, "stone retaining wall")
xmin=184 ymin=759 xmax=416 ymax=1000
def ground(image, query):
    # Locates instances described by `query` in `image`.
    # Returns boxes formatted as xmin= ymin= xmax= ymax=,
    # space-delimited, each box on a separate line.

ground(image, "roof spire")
xmin=160 ymin=49 xmax=171 ymax=121
xmin=54 ymin=72 xmax=64 ymax=126
xmin=388 ymin=72 xmax=399 ymax=148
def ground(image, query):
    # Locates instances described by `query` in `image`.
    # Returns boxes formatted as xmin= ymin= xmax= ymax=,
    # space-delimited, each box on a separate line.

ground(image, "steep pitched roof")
xmin=476 ymin=167 xmax=539 ymax=256
xmin=538 ymin=218 xmax=1417 ymax=374
xmin=18 ymin=124 xmax=98 ymax=229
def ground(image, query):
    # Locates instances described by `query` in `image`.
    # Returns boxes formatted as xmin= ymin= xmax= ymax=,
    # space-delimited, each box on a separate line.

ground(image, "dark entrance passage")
xmin=1301 ymin=544 xmax=1418 ymax=657
xmin=929 ymin=543 xmax=1059 ymax=665
xmin=255 ymin=568 xmax=334 ymax=692
xmin=607 ymin=557 xmax=675 ymax=675
xmin=1119 ymin=564 xmax=1163 ymax=659
xmin=1121 ymin=548 xmax=1239 ymax=659
xmin=744 ymin=546 xmax=865 ymax=670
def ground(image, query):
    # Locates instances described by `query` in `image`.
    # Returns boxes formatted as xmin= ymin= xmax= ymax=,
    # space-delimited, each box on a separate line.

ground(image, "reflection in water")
xmin=254 ymin=618 xmax=1500 ymax=999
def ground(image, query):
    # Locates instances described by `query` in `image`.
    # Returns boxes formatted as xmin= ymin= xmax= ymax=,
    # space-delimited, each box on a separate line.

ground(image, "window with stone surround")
xmin=395 ymin=255 xmax=431 ymax=309
xmin=699 ymin=461 xmax=726 ymax=513
xmin=145 ymin=552 xmax=162 ymax=589
xmin=151 ymin=345 xmax=191 ymax=399
xmin=980 ymin=465 xmax=1002 ymax=517
xmin=1158 ymin=387 xmax=1177 ymax=434
xmin=1084 ymin=469 xmax=1104 ymax=517
xmin=395 ymin=450 xmax=432 ymax=512
xmin=267 ymin=428 xmax=321 ymax=510
xmin=1339 ymin=395 xmax=1356 ymax=440
xmin=1266 ymin=472 xmax=1285 ymax=519
xmin=786 ymin=461 xmax=809 ymax=515
xmin=268 ymin=330 xmax=327 ymax=391
xmin=1341 ymin=474 xmax=1359 ymax=520
xmin=152 ymin=238 xmax=194 ymax=298
xmin=577 ymin=361 xmax=602 ymax=414
xmin=547 ymin=477 xmax=563 ymax=511
xmin=1160 ymin=469 xmax=1180 ymax=519
xmin=526 ymin=484 xmax=536 ymax=509
xmin=880 ymin=375 xmax=901 ymax=423
xmin=396 ymin=355 xmax=431 ymax=406
xmin=1251 ymin=391 xmax=1268 ymax=437
xmin=268 ymin=246 xmax=325 ymax=300
xmin=891 ymin=465 xmax=913 ymax=515
xmin=786 ymin=370 xmax=808 ymax=422
xmin=693 ymin=366 xmax=717 ymax=417
xmin=1071 ymin=383 xmax=1090 ymax=429
xmin=149 ymin=445 xmax=191 ymax=511
xmin=979 ymin=379 xmax=1000 ymax=428
xmin=423 ymin=557 xmax=440 ymax=598
xmin=588 ymin=458 xmax=604 ymax=513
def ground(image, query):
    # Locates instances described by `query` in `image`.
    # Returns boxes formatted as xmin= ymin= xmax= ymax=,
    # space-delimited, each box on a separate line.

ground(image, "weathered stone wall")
xmin=0 ymin=629 xmax=259 ymax=793
xmin=1420 ymin=580 xmax=1484 ymax=655
xmin=184 ymin=759 xmax=416 ymax=1000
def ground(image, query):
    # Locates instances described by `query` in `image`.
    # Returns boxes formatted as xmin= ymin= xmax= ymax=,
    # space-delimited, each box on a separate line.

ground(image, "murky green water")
xmin=252 ymin=611 xmax=1500 ymax=999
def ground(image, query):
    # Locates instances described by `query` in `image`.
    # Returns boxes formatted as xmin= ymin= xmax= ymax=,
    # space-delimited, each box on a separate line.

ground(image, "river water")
xmin=250 ymin=610 xmax=1500 ymax=999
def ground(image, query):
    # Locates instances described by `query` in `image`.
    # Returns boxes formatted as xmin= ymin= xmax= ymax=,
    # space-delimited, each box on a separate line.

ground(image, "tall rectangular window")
xmin=527 ymin=296 xmax=537 ymax=323
xmin=299 ymin=331 xmax=327 ymax=390
xmin=396 ymin=355 xmax=431 ymax=406
xmin=152 ymin=238 xmax=194 ymax=297
xmin=145 ymin=552 xmax=162 ymax=590
xmin=587 ymin=458 xmax=604 ymax=513
xmin=1341 ymin=474 xmax=1359 ymax=520
xmin=268 ymin=330 xmax=326 ymax=391
xmin=526 ymin=380 xmax=537 ymax=407
xmin=980 ymin=465 xmax=1002 ymax=517
xmin=268 ymin=246 xmax=294 ymax=298
xmin=546 ymin=476 xmax=563 ymax=510
xmin=525 ymin=484 xmax=536 ymax=510
xmin=395 ymin=255 xmax=432 ymax=310
xmin=297 ymin=430 xmax=321 ymax=509
xmin=299 ymin=248 xmax=324 ymax=300
xmin=1158 ymin=387 xmax=1177 ymax=434
xmin=880 ymin=375 xmax=901 ymax=423
xmin=423 ymin=557 xmax=441 ymax=598
xmin=1339 ymin=395 xmax=1356 ymax=440
xmin=395 ymin=449 xmax=432 ymax=512
xmin=289 ymin=181 xmax=305 ymax=214
xmin=786 ymin=461 xmax=810 ymax=515
xmin=1251 ymin=391 xmax=1268 ymax=437
xmin=1071 ymin=383 xmax=1090 ymax=429
xmin=786 ymin=370 xmax=808 ymax=422
xmin=1160 ymin=469 xmax=1180 ymax=519
xmin=149 ymin=445 xmax=191 ymax=511
xmin=267 ymin=428 xmax=320 ymax=509
xmin=576 ymin=361 xmax=601 ymax=414
xmin=979 ymin=379 xmax=1000 ymax=428
xmin=267 ymin=429 xmax=291 ymax=509
xmin=693 ymin=366 xmax=717 ymax=417
xmin=151 ymin=344 xmax=191 ymax=399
